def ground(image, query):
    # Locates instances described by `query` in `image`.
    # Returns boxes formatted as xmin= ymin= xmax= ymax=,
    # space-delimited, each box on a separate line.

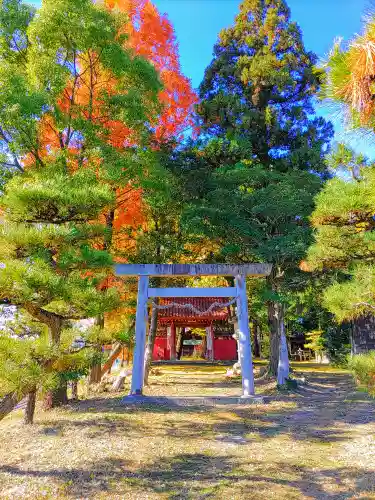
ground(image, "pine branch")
xmin=353 ymin=302 xmax=375 ymax=311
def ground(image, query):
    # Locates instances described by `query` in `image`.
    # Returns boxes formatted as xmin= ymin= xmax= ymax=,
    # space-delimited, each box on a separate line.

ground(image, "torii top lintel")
xmin=115 ymin=263 xmax=272 ymax=277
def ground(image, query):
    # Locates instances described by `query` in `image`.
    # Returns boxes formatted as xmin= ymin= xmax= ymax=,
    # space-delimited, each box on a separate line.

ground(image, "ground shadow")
xmin=68 ymin=371 xmax=375 ymax=446
xmin=1 ymin=453 xmax=374 ymax=499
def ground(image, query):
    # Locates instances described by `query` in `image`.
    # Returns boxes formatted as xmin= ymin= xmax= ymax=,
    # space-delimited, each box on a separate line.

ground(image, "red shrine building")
xmin=152 ymin=297 xmax=238 ymax=362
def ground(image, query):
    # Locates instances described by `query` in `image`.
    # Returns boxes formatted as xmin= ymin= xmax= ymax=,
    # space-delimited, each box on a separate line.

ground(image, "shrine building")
xmin=152 ymin=297 xmax=238 ymax=362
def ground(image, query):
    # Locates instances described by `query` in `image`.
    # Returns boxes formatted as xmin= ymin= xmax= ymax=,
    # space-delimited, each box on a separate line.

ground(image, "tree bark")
xmin=176 ymin=327 xmax=184 ymax=360
xmin=43 ymin=316 xmax=67 ymax=408
xmin=101 ymin=342 xmax=123 ymax=378
xmin=24 ymin=304 xmax=62 ymax=345
xmin=44 ymin=379 xmax=68 ymax=410
xmin=88 ymin=207 xmax=115 ymax=384
xmin=252 ymin=319 xmax=261 ymax=358
xmin=257 ymin=323 xmax=263 ymax=358
xmin=71 ymin=381 xmax=78 ymax=401
xmin=111 ymin=370 xmax=127 ymax=392
xmin=201 ymin=333 xmax=207 ymax=359
xmin=277 ymin=305 xmax=290 ymax=385
xmin=268 ymin=300 xmax=280 ymax=376
xmin=104 ymin=208 xmax=115 ymax=251
xmin=89 ymin=362 xmax=102 ymax=384
xmin=0 ymin=392 xmax=23 ymax=422
xmin=89 ymin=315 xmax=104 ymax=384
xmin=24 ymin=388 xmax=37 ymax=424
xmin=144 ymin=297 xmax=159 ymax=386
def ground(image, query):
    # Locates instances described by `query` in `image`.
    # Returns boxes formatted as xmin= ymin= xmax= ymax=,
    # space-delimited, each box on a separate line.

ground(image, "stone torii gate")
xmin=115 ymin=263 xmax=272 ymax=398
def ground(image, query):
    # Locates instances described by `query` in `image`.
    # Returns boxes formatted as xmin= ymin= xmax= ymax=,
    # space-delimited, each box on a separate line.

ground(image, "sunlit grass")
xmin=0 ymin=366 xmax=373 ymax=499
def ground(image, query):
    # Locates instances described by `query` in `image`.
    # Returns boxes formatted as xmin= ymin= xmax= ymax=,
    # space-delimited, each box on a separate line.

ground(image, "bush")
xmin=348 ymin=352 xmax=375 ymax=396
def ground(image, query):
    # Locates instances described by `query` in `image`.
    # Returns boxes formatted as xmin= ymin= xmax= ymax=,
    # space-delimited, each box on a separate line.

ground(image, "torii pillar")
xmin=169 ymin=323 xmax=177 ymax=361
xmin=130 ymin=275 xmax=149 ymax=395
xmin=235 ymin=275 xmax=255 ymax=396
xmin=206 ymin=324 xmax=214 ymax=362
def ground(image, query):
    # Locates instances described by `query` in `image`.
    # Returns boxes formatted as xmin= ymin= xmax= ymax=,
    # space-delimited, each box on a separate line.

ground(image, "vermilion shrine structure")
xmin=115 ymin=263 xmax=272 ymax=398
xmin=154 ymin=297 xmax=237 ymax=362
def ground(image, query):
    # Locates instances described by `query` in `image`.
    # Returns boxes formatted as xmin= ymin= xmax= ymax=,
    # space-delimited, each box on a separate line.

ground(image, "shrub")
xmin=348 ymin=352 xmax=375 ymax=395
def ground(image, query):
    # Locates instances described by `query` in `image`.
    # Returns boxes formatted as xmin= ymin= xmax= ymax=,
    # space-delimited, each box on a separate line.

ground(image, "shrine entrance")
xmin=154 ymin=297 xmax=237 ymax=362
xmin=115 ymin=264 xmax=272 ymax=398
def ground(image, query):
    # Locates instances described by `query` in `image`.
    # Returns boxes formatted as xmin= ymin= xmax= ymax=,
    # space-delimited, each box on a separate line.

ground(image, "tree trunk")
xmin=45 ymin=313 xmax=63 ymax=345
xmin=144 ymin=297 xmax=159 ymax=386
xmin=89 ymin=315 xmax=104 ymax=384
xmin=201 ymin=333 xmax=207 ymax=359
xmin=71 ymin=381 xmax=78 ymax=401
xmin=44 ymin=379 xmax=68 ymax=410
xmin=111 ymin=370 xmax=127 ymax=392
xmin=89 ymin=361 xmax=102 ymax=384
xmin=268 ymin=300 xmax=280 ymax=376
xmin=101 ymin=342 xmax=123 ymax=378
xmin=277 ymin=305 xmax=290 ymax=385
xmin=252 ymin=319 xmax=261 ymax=358
xmin=88 ymin=208 xmax=115 ymax=383
xmin=257 ymin=323 xmax=263 ymax=358
xmin=24 ymin=388 xmax=37 ymax=425
xmin=176 ymin=327 xmax=184 ymax=360
xmin=44 ymin=317 xmax=67 ymax=408
xmin=0 ymin=392 xmax=23 ymax=422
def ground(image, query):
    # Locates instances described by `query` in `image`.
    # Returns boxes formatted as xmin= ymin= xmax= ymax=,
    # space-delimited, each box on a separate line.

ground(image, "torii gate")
xmin=115 ymin=263 xmax=272 ymax=398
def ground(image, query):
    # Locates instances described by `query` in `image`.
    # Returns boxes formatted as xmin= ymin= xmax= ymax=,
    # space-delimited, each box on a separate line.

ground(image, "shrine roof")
xmin=158 ymin=297 xmax=230 ymax=324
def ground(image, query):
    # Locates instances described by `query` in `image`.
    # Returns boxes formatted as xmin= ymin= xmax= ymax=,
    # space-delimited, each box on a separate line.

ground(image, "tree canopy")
xmin=307 ymin=13 xmax=375 ymax=323
xmin=176 ymin=0 xmax=333 ymax=375
xmin=0 ymin=0 xmax=165 ymax=414
xmin=307 ymin=146 xmax=375 ymax=322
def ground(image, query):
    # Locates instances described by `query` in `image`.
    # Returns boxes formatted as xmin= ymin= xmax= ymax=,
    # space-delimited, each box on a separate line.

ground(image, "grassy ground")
xmin=1 ymin=364 xmax=375 ymax=499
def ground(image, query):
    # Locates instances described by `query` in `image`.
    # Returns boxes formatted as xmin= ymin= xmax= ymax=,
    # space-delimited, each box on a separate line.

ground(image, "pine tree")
xmin=198 ymin=0 xmax=331 ymax=171
xmin=0 ymin=310 xmax=108 ymax=423
xmin=0 ymin=0 xmax=161 ymax=412
xmin=188 ymin=0 xmax=333 ymax=375
xmin=307 ymin=146 xmax=375 ymax=322
xmin=322 ymin=17 xmax=375 ymax=130
xmin=307 ymin=14 xmax=375 ymax=324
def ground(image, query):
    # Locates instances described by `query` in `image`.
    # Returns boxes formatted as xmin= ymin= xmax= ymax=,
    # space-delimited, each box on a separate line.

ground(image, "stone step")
xmin=122 ymin=395 xmax=267 ymax=407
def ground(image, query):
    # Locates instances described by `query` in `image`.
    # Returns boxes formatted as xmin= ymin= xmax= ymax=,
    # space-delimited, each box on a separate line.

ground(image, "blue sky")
xmin=30 ymin=0 xmax=375 ymax=157
xmin=151 ymin=0 xmax=375 ymax=157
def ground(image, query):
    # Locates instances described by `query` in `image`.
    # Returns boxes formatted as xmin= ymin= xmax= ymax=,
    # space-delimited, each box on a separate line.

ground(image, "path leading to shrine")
xmin=0 ymin=366 xmax=374 ymax=499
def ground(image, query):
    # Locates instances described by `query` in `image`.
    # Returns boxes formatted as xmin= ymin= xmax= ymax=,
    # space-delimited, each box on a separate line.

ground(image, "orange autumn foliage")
xmin=26 ymin=1 xmax=197 ymax=234
xmin=24 ymin=2 xmax=197 ymax=318
xmin=107 ymin=0 xmax=198 ymax=231
xmin=106 ymin=0 xmax=198 ymax=143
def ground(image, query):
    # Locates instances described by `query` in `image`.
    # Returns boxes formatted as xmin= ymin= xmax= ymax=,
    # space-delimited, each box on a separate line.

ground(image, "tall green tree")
xmin=198 ymin=0 xmax=331 ymax=170
xmin=182 ymin=0 xmax=333 ymax=374
xmin=0 ymin=0 xmax=161 ymax=412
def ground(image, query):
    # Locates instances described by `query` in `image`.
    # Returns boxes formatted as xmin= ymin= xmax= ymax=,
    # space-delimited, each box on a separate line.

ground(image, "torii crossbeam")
xmin=115 ymin=263 xmax=272 ymax=398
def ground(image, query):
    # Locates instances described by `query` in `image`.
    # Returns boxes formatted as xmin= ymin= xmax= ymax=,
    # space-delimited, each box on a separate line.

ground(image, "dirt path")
xmin=0 ymin=369 xmax=374 ymax=499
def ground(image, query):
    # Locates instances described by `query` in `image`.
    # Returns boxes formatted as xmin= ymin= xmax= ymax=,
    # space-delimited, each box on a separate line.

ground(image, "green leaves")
xmin=0 ymin=258 xmax=60 ymax=305
xmin=323 ymin=264 xmax=375 ymax=322
xmin=3 ymin=168 xmax=114 ymax=224
xmin=27 ymin=0 xmax=116 ymax=94
xmin=349 ymin=352 xmax=375 ymax=395
xmin=199 ymin=0 xmax=333 ymax=172
xmin=307 ymin=146 xmax=375 ymax=321
xmin=0 ymin=324 xmax=54 ymax=397
xmin=182 ymin=152 xmax=322 ymax=267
